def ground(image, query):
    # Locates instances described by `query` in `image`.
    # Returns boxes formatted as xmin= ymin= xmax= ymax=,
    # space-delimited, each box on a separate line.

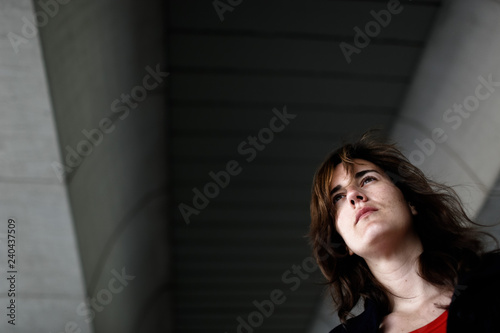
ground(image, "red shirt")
xmin=409 ymin=310 xmax=448 ymax=333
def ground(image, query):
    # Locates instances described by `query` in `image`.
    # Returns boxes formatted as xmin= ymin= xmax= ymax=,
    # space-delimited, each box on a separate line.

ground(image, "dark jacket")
xmin=330 ymin=251 xmax=500 ymax=332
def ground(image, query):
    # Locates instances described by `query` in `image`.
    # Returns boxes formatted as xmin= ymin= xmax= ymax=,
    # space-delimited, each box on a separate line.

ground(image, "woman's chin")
xmin=358 ymin=223 xmax=399 ymax=253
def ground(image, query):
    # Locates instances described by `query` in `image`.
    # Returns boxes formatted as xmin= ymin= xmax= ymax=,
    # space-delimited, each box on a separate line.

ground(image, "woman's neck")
xmin=363 ymin=234 xmax=446 ymax=313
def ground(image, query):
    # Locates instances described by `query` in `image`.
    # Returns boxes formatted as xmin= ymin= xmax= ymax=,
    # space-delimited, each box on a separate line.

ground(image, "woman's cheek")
xmin=336 ymin=213 xmax=349 ymax=236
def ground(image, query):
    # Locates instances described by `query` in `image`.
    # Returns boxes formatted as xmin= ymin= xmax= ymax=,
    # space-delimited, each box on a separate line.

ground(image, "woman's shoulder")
xmin=447 ymin=249 xmax=500 ymax=332
xmin=329 ymin=299 xmax=381 ymax=333
xmin=451 ymin=250 xmax=500 ymax=308
xmin=457 ymin=250 xmax=500 ymax=283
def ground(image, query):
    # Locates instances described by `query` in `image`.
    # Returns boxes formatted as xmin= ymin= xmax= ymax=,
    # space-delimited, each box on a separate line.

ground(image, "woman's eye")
xmin=333 ymin=194 xmax=345 ymax=204
xmin=362 ymin=176 xmax=376 ymax=186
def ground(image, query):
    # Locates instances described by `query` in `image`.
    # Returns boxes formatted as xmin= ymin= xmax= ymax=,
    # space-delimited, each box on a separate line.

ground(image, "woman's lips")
xmin=355 ymin=207 xmax=378 ymax=224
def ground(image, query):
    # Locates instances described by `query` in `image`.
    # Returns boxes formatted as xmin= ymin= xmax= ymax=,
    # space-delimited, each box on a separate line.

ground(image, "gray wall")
xmin=0 ymin=0 xmax=90 ymax=332
xmin=34 ymin=0 xmax=170 ymax=332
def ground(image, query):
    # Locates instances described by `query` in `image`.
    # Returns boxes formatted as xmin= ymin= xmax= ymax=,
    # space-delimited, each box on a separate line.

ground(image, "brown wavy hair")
xmin=309 ymin=132 xmax=495 ymax=324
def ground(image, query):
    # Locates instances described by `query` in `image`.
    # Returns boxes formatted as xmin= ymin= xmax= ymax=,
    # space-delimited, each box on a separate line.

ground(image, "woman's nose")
xmin=347 ymin=189 xmax=366 ymax=206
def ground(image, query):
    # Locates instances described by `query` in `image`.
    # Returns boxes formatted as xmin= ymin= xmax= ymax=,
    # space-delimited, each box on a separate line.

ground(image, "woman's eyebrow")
xmin=329 ymin=169 xmax=380 ymax=196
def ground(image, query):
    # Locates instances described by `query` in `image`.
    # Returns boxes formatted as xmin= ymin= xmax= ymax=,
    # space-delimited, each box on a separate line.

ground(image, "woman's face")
xmin=330 ymin=159 xmax=417 ymax=258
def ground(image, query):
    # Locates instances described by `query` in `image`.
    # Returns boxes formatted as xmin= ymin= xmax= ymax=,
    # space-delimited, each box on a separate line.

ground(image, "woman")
xmin=309 ymin=133 xmax=500 ymax=332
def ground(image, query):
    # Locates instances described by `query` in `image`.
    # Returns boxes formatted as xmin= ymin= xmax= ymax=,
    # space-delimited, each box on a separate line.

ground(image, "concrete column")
xmin=0 ymin=0 xmax=91 ymax=332
xmin=32 ymin=0 xmax=171 ymax=331
xmin=391 ymin=0 xmax=500 ymax=216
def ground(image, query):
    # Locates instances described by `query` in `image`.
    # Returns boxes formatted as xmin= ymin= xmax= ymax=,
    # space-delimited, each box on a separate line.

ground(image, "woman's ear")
xmin=409 ymin=202 xmax=418 ymax=215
